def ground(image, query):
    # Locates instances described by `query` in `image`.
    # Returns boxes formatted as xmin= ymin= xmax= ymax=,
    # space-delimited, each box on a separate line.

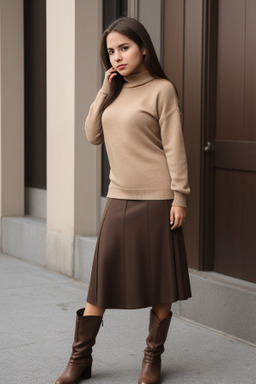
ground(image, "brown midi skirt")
xmin=87 ymin=198 xmax=191 ymax=309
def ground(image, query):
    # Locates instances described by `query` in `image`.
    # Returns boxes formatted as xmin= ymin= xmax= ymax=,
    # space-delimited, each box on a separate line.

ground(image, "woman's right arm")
xmin=84 ymin=77 xmax=110 ymax=145
xmin=85 ymin=68 xmax=117 ymax=145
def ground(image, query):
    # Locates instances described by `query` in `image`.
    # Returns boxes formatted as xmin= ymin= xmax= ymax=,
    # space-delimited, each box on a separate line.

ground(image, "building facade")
xmin=0 ymin=0 xmax=255 ymax=344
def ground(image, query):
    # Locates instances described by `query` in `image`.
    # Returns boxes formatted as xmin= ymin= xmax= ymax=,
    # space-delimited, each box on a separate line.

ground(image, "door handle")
xmin=204 ymin=141 xmax=214 ymax=153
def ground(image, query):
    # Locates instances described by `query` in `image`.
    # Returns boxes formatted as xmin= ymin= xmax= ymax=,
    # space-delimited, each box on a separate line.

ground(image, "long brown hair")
xmin=100 ymin=17 xmax=169 ymax=113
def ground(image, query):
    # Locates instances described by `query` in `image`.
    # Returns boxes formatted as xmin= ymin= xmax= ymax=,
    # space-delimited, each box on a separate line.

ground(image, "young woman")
xmin=55 ymin=17 xmax=191 ymax=384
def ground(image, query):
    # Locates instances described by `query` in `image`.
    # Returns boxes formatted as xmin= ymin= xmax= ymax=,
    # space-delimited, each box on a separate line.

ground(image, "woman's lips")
xmin=117 ymin=64 xmax=127 ymax=70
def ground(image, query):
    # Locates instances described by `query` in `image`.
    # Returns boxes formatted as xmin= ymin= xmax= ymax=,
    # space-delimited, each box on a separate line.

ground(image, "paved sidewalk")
xmin=1 ymin=253 xmax=255 ymax=384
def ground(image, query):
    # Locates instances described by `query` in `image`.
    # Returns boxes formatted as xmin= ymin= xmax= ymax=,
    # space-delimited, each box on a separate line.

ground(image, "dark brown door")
xmin=24 ymin=0 xmax=46 ymax=189
xmin=206 ymin=0 xmax=256 ymax=282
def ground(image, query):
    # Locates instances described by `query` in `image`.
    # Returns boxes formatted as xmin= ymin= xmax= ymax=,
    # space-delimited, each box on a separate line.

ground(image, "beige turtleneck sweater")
xmin=85 ymin=71 xmax=190 ymax=207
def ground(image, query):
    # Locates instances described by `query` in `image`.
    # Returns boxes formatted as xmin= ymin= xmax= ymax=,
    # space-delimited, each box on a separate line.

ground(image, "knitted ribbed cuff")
xmin=172 ymin=192 xmax=187 ymax=208
xmin=101 ymin=77 xmax=110 ymax=94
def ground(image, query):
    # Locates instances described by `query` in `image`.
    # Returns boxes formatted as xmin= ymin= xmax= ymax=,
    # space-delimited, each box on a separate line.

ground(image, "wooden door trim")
xmin=200 ymin=0 xmax=218 ymax=270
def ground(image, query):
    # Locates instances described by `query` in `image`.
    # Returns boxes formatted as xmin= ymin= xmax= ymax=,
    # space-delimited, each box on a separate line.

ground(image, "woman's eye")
xmin=108 ymin=50 xmax=114 ymax=55
xmin=121 ymin=46 xmax=128 ymax=51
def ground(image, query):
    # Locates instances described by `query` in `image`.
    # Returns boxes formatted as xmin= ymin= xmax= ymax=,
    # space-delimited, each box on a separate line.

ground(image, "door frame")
xmin=200 ymin=0 xmax=218 ymax=270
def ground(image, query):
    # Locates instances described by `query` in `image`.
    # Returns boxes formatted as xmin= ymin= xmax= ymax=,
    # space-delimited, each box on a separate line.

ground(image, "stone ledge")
xmin=2 ymin=216 xmax=46 ymax=266
xmin=172 ymin=269 xmax=256 ymax=345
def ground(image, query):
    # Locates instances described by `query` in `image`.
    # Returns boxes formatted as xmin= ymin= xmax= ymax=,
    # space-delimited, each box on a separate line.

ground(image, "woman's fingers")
xmin=170 ymin=209 xmax=175 ymax=228
xmin=105 ymin=67 xmax=117 ymax=83
xmin=109 ymin=72 xmax=117 ymax=83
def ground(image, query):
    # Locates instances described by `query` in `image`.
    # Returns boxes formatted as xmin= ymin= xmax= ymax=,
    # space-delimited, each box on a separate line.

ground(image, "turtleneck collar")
xmin=123 ymin=70 xmax=155 ymax=88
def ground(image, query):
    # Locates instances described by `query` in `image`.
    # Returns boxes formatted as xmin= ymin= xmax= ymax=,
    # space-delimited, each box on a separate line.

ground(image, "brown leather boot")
xmin=55 ymin=308 xmax=102 ymax=384
xmin=138 ymin=310 xmax=172 ymax=384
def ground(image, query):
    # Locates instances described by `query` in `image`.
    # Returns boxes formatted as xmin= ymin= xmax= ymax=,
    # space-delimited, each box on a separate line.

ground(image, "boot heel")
xmin=82 ymin=364 xmax=92 ymax=379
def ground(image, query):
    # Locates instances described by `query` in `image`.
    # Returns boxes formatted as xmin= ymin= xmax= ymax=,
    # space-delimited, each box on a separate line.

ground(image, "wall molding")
xmin=128 ymin=0 xmax=138 ymax=18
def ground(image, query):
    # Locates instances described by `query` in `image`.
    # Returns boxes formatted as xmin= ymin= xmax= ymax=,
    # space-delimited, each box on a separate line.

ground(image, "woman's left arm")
xmin=158 ymin=82 xmax=190 ymax=218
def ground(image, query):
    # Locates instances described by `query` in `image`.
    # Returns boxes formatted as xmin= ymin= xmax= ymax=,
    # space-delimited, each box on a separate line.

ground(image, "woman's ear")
xmin=142 ymin=47 xmax=146 ymax=56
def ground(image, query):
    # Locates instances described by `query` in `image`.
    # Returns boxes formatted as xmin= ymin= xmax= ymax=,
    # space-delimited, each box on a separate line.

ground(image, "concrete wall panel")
xmin=0 ymin=0 xmax=24 ymax=217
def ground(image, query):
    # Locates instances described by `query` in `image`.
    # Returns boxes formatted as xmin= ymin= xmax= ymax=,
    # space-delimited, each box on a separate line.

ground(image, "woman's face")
xmin=106 ymin=31 xmax=146 ymax=76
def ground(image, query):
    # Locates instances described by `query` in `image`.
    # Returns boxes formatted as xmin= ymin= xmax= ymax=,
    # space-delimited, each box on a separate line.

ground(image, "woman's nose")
xmin=114 ymin=52 xmax=122 ymax=62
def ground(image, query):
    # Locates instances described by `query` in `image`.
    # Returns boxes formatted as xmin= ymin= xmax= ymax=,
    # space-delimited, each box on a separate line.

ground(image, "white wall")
xmin=46 ymin=0 xmax=102 ymax=275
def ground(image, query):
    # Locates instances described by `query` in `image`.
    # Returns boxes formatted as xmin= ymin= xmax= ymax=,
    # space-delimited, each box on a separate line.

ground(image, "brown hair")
xmin=100 ymin=17 xmax=169 ymax=113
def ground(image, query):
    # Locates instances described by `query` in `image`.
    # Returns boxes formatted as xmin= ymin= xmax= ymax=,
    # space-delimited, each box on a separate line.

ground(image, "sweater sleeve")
xmin=84 ymin=77 xmax=110 ymax=145
xmin=158 ymin=82 xmax=190 ymax=208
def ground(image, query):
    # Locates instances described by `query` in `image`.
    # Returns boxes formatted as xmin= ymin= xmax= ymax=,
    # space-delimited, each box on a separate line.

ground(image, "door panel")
xmin=216 ymin=0 xmax=245 ymax=141
xmin=245 ymin=0 xmax=256 ymax=140
xmin=213 ymin=0 xmax=256 ymax=282
xmin=215 ymin=141 xmax=256 ymax=172
xmin=214 ymin=169 xmax=256 ymax=282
